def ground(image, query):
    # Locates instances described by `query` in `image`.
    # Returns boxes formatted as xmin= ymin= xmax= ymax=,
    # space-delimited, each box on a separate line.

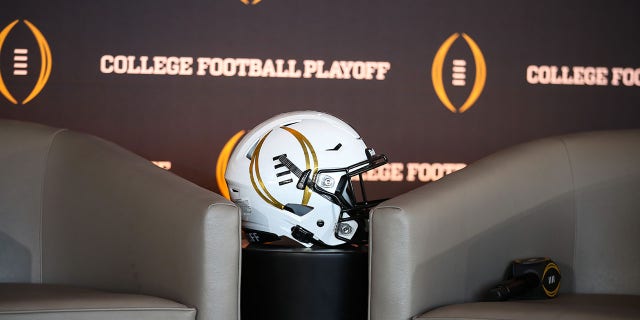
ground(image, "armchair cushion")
xmin=416 ymin=294 xmax=640 ymax=320
xmin=0 ymin=284 xmax=196 ymax=320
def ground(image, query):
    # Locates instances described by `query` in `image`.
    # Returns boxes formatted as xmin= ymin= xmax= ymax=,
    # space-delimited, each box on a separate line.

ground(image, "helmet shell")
xmin=225 ymin=111 xmax=368 ymax=246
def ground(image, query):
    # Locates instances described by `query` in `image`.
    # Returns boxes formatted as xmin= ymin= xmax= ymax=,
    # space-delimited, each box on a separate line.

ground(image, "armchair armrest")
xmin=41 ymin=130 xmax=241 ymax=320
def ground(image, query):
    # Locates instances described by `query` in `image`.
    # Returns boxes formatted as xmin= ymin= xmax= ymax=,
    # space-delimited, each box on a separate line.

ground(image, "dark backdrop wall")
xmin=2 ymin=0 xmax=639 ymax=199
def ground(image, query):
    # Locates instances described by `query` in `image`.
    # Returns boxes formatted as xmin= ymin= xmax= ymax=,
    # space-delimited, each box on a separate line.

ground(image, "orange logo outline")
xmin=240 ymin=0 xmax=262 ymax=5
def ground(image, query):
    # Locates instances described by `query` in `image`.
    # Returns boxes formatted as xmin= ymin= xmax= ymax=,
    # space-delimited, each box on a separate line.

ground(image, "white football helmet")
xmin=225 ymin=111 xmax=388 ymax=247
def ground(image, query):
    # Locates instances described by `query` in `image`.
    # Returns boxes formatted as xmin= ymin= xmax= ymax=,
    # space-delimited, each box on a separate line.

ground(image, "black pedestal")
xmin=241 ymin=244 xmax=368 ymax=320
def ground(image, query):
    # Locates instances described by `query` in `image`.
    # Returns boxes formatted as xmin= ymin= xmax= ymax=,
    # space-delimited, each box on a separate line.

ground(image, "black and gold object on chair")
xmin=487 ymin=257 xmax=561 ymax=301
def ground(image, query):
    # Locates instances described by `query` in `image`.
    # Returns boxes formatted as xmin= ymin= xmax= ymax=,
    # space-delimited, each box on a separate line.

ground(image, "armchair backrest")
xmin=1 ymin=120 xmax=242 ymax=320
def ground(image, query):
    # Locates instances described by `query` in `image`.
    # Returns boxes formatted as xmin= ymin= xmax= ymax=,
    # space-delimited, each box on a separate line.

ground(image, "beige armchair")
xmin=369 ymin=129 xmax=640 ymax=319
xmin=0 ymin=120 xmax=241 ymax=320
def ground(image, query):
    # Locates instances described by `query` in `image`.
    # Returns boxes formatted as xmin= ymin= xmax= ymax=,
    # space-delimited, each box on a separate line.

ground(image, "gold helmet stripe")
xmin=249 ymin=127 xmax=319 ymax=210
xmin=249 ymin=131 xmax=284 ymax=209
xmin=281 ymin=126 xmax=318 ymax=205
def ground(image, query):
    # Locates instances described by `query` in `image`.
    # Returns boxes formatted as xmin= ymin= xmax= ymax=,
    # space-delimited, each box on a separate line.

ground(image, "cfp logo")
xmin=248 ymin=127 xmax=317 ymax=210
xmin=0 ymin=20 xmax=52 ymax=105
xmin=215 ymin=127 xmax=317 ymax=210
xmin=240 ymin=0 xmax=262 ymax=5
xmin=431 ymin=33 xmax=486 ymax=113
xmin=542 ymin=262 xmax=561 ymax=298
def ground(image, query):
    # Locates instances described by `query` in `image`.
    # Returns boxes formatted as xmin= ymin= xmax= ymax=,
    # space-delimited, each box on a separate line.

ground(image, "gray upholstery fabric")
xmin=0 ymin=283 xmax=195 ymax=320
xmin=0 ymin=120 xmax=242 ymax=320
xmin=0 ymin=122 xmax=62 ymax=283
xmin=565 ymin=132 xmax=640 ymax=295
xmin=368 ymin=130 xmax=640 ymax=320
xmin=415 ymin=294 xmax=640 ymax=320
